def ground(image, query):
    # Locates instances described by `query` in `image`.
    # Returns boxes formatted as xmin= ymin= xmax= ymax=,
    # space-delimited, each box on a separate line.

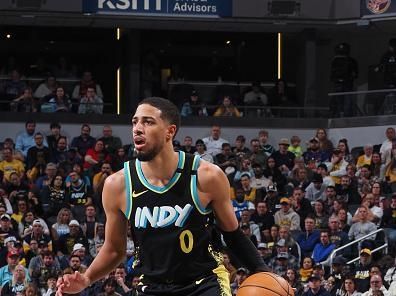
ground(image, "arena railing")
xmin=328 ymin=228 xmax=388 ymax=273
xmin=0 ymin=99 xmax=109 ymax=113
xmin=328 ymin=87 xmax=396 ymax=116
xmin=0 ymin=99 xmax=329 ymax=118
xmin=196 ymin=104 xmax=329 ymax=118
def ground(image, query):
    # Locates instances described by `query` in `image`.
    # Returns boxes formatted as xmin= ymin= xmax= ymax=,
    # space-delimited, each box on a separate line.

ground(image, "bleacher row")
xmin=0 ymin=69 xmax=104 ymax=115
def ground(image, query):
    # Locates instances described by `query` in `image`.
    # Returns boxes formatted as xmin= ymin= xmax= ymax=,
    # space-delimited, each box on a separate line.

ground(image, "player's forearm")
xmin=222 ymin=227 xmax=270 ymax=273
xmin=84 ymin=244 xmax=126 ymax=285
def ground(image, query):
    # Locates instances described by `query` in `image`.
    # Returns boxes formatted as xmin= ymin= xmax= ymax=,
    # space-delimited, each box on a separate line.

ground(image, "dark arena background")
xmin=0 ymin=0 xmax=396 ymax=295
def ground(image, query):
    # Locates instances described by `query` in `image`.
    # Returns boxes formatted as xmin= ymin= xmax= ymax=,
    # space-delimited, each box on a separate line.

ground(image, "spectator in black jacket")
xmin=375 ymin=38 xmax=396 ymax=91
xmin=303 ymin=275 xmax=331 ymax=296
xmin=26 ymin=133 xmax=51 ymax=171
xmin=251 ymin=201 xmax=274 ymax=234
xmin=263 ymin=157 xmax=287 ymax=194
xmin=70 ymin=124 xmax=96 ymax=158
xmin=271 ymin=138 xmax=295 ymax=175
xmin=335 ymin=175 xmax=360 ymax=204
xmin=56 ymin=220 xmax=88 ymax=256
xmin=46 ymin=122 xmax=63 ymax=155
xmin=303 ymin=137 xmax=330 ymax=164
xmin=291 ymin=187 xmax=313 ymax=231
xmin=330 ymin=42 xmax=358 ymax=117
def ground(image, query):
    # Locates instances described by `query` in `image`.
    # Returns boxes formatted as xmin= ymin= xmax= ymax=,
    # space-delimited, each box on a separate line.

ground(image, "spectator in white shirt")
xmin=202 ymin=125 xmax=229 ymax=157
xmin=33 ymin=75 xmax=57 ymax=100
xmin=325 ymin=149 xmax=348 ymax=184
xmin=194 ymin=139 xmax=214 ymax=163
xmin=316 ymin=163 xmax=335 ymax=187
xmin=379 ymin=127 xmax=395 ymax=156
xmin=362 ymin=274 xmax=390 ymax=296
xmin=250 ymin=163 xmax=273 ymax=189
xmin=352 ymin=194 xmax=383 ymax=225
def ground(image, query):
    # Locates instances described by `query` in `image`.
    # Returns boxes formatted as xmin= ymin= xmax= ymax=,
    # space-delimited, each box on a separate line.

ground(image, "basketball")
xmin=237 ymin=272 xmax=295 ymax=296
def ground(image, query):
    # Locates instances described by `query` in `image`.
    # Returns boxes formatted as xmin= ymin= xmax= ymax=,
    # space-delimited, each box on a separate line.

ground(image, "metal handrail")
xmin=328 ymin=228 xmax=388 ymax=273
xmin=0 ymin=100 xmax=112 ymax=107
xmin=0 ymin=76 xmax=79 ymax=83
xmin=328 ymin=88 xmax=396 ymax=96
xmin=168 ymin=80 xmax=297 ymax=87
xmin=346 ymin=244 xmax=388 ymax=265
xmin=196 ymin=104 xmax=329 ymax=111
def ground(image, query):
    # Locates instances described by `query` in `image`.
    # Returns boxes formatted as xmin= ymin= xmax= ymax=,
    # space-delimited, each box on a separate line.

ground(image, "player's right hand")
xmin=56 ymin=271 xmax=90 ymax=296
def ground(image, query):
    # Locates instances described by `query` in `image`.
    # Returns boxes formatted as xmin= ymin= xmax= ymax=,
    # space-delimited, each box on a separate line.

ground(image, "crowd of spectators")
xmin=180 ymin=79 xmax=295 ymax=118
xmin=0 ymin=119 xmax=395 ymax=296
xmin=0 ymin=69 xmax=104 ymax=115
xmin=0 ymin=121 xmax=135 ymax=296
xmin=176 ymin=125 xmax=396 ymax=295
xmin=0 ymin=58 xmax=294 ymax=118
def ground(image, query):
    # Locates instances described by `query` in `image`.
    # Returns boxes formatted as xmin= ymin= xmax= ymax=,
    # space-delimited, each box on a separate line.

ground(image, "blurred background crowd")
xmin=0 ymin=120 xmax=395 ymax=295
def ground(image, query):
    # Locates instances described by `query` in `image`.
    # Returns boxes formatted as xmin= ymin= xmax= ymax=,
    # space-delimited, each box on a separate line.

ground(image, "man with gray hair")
xmin=357 ymin=144 xmax=374 ymax=170
xmin=98 ymin=125 xmax=122 ymax=155
xmin=202 ymin=125 xmax=229 ymax=157
xmin=379 ymin=127 xmax=395 ymax=156
xmin=362 ymin=274 xmax=390 ymax=296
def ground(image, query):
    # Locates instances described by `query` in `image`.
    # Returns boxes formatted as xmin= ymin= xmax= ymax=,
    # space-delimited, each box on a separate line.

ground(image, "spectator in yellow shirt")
xmin=0 ymin=148 xmax=25 ymax=182
xmin=213 ymin=96 xmax=241 ymax=117
xmin=356 ymin=144 xmax=373 ymax=169
xmin=92 ymin=162 xmax=113 ymax=194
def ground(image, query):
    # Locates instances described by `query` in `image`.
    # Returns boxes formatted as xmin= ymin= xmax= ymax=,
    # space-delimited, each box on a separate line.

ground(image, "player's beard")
xmin=136 ymin=143 xmax=163 ymax=161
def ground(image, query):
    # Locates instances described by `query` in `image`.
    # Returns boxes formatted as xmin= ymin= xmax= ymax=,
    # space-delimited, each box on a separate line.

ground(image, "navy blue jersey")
xmin=123 ymin=151 xmax=223 ymax=284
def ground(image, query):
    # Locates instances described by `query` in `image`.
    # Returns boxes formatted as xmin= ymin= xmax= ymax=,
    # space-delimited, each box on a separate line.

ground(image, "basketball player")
xmin=56 ymin=97 xmax=267 ymax=296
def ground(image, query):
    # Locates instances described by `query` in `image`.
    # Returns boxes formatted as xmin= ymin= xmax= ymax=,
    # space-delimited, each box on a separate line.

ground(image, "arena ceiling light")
xmin=116 ymin=27 xmax=121 ymax=115
xmin=277 ymin=32 xmax=282 ymax=79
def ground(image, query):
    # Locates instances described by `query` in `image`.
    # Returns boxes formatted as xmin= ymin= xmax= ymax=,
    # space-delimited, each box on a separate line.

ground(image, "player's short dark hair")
xmin=139 ymin=97 xmax=181 ymax=136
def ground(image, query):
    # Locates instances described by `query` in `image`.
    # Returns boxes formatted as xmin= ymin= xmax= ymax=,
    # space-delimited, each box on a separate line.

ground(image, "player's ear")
xmin=166 ymin=125 xmax=177 ymax=140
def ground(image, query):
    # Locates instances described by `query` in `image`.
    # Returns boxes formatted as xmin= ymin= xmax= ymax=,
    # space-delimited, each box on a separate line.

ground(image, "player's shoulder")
xmin=197 ymin=159 xmax=227 ymax=186
xmin=197 ymin=159 xmax=222 ymax=175
xmin=104 ymin=168 xmax=126 ymax=191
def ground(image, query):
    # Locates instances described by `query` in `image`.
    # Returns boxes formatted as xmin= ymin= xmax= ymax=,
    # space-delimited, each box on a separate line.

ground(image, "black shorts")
xmin=136 ymin=266 xmax=231 ymax=296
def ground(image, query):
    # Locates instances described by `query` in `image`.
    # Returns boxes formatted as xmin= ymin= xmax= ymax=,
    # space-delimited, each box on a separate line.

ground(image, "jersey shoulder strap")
xmin=190 ymin=154 xmax=212 ymax=215
xmin=123 ymin=160 xmax=133 ymax=219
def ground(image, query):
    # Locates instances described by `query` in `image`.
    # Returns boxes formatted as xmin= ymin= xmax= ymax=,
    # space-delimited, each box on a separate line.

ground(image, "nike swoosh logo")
xmin=132 ymin=190 xmax=148 ymax=198
xmin=195 ymin=278 xmax=204 ymax=285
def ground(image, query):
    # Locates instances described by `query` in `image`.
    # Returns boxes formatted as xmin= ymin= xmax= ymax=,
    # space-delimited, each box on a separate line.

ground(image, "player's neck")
xmin=140 ymin=147 xmax=179 ymax=181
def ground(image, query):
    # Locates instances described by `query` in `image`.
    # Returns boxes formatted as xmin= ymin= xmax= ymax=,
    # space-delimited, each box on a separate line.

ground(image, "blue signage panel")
xmin=83 ymin=0 xmax=232 ymax=18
